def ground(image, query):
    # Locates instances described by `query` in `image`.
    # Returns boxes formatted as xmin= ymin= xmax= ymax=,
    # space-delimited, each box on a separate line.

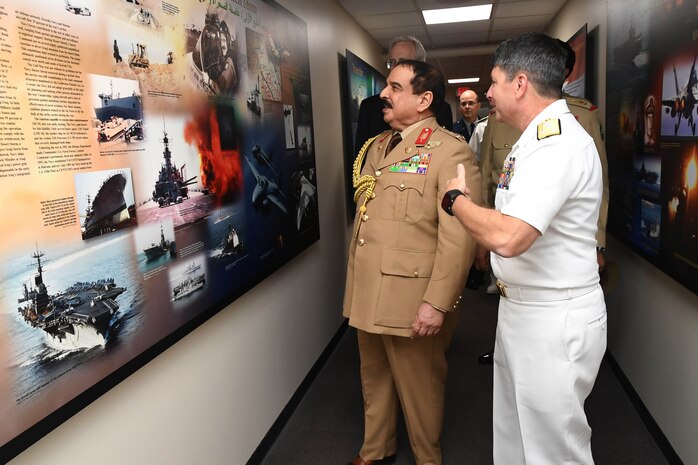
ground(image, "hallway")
xmin=259 ymin=287 xmax=671 ymax=465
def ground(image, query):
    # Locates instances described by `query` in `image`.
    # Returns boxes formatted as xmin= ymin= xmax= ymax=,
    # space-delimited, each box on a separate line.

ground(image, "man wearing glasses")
xmin=453 ymin=89 xmax=481 ymax=142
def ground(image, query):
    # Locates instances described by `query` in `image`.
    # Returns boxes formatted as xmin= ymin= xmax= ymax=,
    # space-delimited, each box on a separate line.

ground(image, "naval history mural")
xmin=606 ymin=0 xmax=698 ymax=295
xmin=0 ymin=0 xmax=319 ymax=460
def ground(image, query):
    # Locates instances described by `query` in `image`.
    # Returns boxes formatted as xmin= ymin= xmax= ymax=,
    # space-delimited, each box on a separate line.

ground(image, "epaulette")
xmin=564 ymin=95 xmax=597 ymax=112
xmin=437 ymin=126 xmax=466 ymax=142
xmin=537 ymin=118 xmax=561 ymax=140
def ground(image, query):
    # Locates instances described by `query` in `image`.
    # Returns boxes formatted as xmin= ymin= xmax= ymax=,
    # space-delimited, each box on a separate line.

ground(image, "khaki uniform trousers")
xmin=357 ymin=329 xmax=451 ymax=465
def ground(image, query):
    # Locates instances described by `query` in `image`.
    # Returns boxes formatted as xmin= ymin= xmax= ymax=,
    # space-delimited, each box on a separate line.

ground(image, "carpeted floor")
xmin=258 ymin=287 xmax=671 ymax=465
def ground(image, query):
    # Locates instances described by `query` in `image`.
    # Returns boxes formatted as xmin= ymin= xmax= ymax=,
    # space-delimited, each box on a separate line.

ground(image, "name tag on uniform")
xmin=389 ymin=153 xmax=431 ymax=174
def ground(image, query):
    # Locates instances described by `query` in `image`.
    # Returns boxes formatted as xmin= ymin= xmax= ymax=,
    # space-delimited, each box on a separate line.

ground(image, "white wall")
xmin=8 ymin=1 xmax=381 ymax=464
xmin=550 ymin=1 xmax=698 ymax=464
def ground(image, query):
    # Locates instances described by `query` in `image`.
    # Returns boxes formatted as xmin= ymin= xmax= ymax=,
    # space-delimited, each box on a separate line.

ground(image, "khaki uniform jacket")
xmin=480 ymin=95 xmax=609 ymax=247
xmin=343 ymin=117 xmax=482 ymax=337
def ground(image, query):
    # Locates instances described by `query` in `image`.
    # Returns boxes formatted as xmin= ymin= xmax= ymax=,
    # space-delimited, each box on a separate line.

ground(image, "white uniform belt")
xmin=496 ymin=280 xmax=598 ymax=302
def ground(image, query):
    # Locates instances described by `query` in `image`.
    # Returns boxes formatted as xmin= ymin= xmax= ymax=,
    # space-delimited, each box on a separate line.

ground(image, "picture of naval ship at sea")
xmin=208 ymin=205 xmax=247 ymax=263
xmin=168 ymin=253 xmax=207 ymax=305
xmin=2 ymin=231 xmax=145 ymax=402
xmin=133 ymin=219 xmax=177 ymax=274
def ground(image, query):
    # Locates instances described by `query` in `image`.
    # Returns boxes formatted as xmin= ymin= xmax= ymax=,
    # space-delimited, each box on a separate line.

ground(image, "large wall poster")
xmin=563 ymin=24 xmax=588 ymax=99
xmin=0 ymin=0 xmax=319 ymax=460
xmin=606 ymin=0 xmax=698 ymax=294
xmin=341 ymin=49 xmax=386 ymax=219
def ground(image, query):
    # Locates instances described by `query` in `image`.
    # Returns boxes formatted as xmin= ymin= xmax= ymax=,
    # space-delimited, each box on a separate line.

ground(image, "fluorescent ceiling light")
xmin=422 ymin=4 xmax=493 ymax=25
xmin=448 ymin=78 xmax=480 ymax=84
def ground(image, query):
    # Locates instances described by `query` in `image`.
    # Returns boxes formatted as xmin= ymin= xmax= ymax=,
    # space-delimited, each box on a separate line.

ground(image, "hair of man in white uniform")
xmin=491 ymin=32 xmax=566 ymax=101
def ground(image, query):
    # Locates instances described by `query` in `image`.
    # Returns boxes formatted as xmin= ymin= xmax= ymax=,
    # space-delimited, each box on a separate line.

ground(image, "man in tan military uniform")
xmin=343 ymin=60 xmax=481 ymax=465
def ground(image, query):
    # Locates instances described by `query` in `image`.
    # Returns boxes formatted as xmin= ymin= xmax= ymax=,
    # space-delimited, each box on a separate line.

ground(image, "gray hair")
xmin=389 ymin=36 xmax=427 ymax=61
xmin=492 ymin=32 xmax=565 ymax=99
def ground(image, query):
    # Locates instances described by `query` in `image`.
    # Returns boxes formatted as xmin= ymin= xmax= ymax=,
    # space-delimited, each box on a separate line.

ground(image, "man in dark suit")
xmin=354 ymin=36 xmax=452 ymax=156
xmin=452 ymin=89 xmax=481 ymax=142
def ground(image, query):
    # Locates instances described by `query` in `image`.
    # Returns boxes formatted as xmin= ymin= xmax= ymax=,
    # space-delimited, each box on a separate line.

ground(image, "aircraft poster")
xmin=0 ymin=0 xmax=319 ymax=460
xmin=606 ymin=0 xmax=698 ymax=295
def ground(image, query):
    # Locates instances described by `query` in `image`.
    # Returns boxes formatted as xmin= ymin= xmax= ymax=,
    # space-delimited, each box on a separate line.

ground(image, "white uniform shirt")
xmin=491 ymin=99 xmax=601 ymax=289
xmin=468 ymin=118 xmax=488 ymax=163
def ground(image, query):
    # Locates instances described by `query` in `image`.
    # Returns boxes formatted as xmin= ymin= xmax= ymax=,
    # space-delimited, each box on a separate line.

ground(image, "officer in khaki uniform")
xmin=343 ymin=59 xmax=481 ymax=465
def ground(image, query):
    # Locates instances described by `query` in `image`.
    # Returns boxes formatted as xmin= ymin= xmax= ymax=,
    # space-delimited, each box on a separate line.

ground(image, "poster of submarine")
xmin=606 ymin=0 xmax=698 ymax=295
xmin=0 ymin=0 xmax=319 ymax=459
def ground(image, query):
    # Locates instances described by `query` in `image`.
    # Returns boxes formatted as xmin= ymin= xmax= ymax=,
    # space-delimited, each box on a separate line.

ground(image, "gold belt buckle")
xmin=496 ymin=280 xmax=507 ymax=298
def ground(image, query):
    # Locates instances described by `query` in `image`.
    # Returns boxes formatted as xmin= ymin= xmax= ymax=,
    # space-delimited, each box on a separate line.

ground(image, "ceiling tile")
xmin=369 ymin=25 xmax=430 ymax=41
xmin=493 ymin=0 xmax=566 ymax=18
xmin=429 ymin=31 xmax=493 ymax=47
xmin=337 ymin=0 xmax=413 ymax=16
xmin=491 ymin=14 xmax=553 ymax=30
xmin=355 ymin=12 xmax=424 ymax=30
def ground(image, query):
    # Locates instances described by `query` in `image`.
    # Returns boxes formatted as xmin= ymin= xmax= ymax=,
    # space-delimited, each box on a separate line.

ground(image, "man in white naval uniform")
xmin=440 ymin=32 xmax=606 ymax=465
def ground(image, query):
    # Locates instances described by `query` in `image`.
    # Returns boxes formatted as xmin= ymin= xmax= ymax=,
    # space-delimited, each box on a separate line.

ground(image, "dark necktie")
xmin=469 ymin=123 xmax=475 ymax=138
xmin=386 ymin=132 xmax=402 ymax=155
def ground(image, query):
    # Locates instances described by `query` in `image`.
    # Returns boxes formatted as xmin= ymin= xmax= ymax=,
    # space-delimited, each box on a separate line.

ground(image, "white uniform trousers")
xmin=493 ymin=286 xmax=607 ymax=465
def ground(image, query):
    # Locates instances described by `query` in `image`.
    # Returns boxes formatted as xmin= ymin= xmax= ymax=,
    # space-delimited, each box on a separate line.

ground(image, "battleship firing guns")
xmin=153 ymin=129 xmax=197 ymax=207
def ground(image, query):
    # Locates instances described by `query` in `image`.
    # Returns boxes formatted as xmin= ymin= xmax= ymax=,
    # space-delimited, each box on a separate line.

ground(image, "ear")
xmin=514 ymin=73 xmax=528 ymax=100
xmin=417 ymin=91 xmax=434 ymax=113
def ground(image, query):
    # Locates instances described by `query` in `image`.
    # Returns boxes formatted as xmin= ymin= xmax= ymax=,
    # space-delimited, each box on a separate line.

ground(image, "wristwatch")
xmin=596 ymin=246 xmax=606 ymax=255
xmin=441 ymin=189 xmax=465 ymax=216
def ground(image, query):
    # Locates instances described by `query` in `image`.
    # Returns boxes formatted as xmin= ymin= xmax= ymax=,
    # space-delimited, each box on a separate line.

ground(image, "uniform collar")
xmin=516 ymin=99 xmax=570 ymax=148
xmin=377 ymin=117 xmax=437 ymax=169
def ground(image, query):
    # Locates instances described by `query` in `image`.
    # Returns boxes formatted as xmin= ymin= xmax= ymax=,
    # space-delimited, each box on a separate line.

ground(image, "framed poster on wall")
xmin=563 ymin=24 xmax=588 ymax=99
xmin=0 ymin=0 xmax=320 ymax=461
xmin=341 ymin=49 xmax=386 ymax=219
xmin=606 ymin=0 xmax=698 ymax=295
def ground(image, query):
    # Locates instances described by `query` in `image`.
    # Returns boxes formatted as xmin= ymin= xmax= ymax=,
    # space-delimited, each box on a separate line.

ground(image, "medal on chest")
xmin=498 ymin=155 xmax=516 ymax=190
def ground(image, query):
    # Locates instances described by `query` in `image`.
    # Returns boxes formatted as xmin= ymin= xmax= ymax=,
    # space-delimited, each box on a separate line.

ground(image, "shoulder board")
xmin=564 ymin=95 xmax=597 ymax=111
xmin=537 ymin=118 xmax=561 ymax=140
xmin=436 ymin=126 xmax=466 ymax=142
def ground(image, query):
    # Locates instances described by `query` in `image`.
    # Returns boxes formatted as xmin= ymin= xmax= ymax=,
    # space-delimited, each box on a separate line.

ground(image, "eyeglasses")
xmin=460 ymin=101 xmax=478 ymax=107
xmin=386 ymin=59 xmax=398 ymax=70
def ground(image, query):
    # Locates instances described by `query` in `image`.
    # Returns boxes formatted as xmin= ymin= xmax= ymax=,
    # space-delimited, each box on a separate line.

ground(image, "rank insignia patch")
xmin=537 ymin=118 xmax=561 ymax=140
xmin=389 ymin=153 xmax=431 ymax=174
xmin=415 ymin=127 xmax=433 ymax=146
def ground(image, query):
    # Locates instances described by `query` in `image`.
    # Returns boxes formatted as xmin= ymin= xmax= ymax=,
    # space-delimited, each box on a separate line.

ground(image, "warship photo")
xmin=172 ymin=262 xmax=205 ymax=301
xmin=82 ymin=172 xmax=136 ymax=239
xmin=17 ymin=248 xmax=126 ymax=349
xmin=153 ymin=129 xmax=197 ymax=207
xmin=221 ymin=224 xmax=243 ymax=256
xmin=144 ymin=223 xmax=176 ymax=260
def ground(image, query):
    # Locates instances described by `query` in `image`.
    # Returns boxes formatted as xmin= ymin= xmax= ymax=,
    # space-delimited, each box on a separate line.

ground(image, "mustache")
xmin=382 ymin=99 xmax=393 ymax=109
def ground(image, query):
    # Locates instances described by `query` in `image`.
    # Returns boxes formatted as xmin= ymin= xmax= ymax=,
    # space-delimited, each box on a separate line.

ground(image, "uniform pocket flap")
xmin=380 ymin=248 xmax=435 ymax=278
xmin=382 ymin=174 xmax=426 ymax=193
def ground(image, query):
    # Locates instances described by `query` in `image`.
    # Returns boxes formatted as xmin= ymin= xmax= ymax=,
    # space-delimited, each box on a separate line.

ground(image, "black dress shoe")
xmin=478 ymin=349 xmax=494 ymax=365
xmin=347 ymin=454 xmax=397 ymax=465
